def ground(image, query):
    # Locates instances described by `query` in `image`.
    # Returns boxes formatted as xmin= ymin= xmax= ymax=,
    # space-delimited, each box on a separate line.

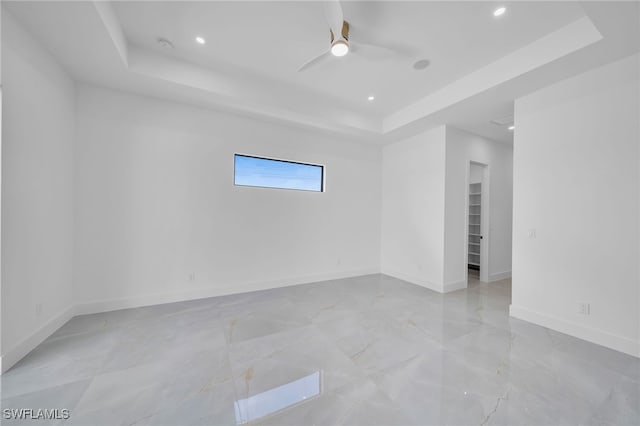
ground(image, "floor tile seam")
xmin=0 ymin=366 xmax=98 ymax=401
xmin=64 ymin=377 xmax=97 ymax=418
xmin=226 ymin=326 xmax=324 ymax=371
xmin=224 ymin=321 xmax=314 ymax=348
xmin=0 ymin=376 xmax=95 ymax=413
xmin=71 ymin=375 xmax=168 ymax=419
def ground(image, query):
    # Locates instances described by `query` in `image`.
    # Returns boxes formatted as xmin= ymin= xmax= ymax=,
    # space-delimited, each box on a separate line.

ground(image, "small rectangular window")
xmin=234 ymin=154 xmax=324 ymax=192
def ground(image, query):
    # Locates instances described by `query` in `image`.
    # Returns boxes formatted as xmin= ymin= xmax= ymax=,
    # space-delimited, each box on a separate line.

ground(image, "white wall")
xmin=469 ymin=163 xmax=483 ymax=184
xmin=0 ymin=4 xmax=4 ymax=362
xmin=381 ymin=125 xmax=513 ymax=292
xmin=444 ymin=127 xmax=514 ymax=286
xmin=381 ymin=126 xmax=447 ymax=291
xmin=511 ymin=54 xmax=639 ymax=357
xmin=74 ymin=85 xmax=381 ymax=310
xmin=1 ymin=10 xmax=76 ymax=370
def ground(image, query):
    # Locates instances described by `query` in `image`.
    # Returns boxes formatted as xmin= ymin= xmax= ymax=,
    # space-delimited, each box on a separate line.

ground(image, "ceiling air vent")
xmin=490 ymin=115 xmax=514 ymax=126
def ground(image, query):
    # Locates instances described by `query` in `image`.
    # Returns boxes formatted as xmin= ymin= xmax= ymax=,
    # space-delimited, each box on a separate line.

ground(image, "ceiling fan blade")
xmin=297 ymin=50 xmax=332 ymax=72
xmin=351 ymin=42 xmax=399 ymax=61
xmin=324 ymin=0 xmax=345 ymax=41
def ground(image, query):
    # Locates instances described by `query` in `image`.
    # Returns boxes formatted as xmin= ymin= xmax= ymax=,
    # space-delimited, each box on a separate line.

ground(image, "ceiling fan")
xmin=297 ymin=0 xmax=397 ymax=72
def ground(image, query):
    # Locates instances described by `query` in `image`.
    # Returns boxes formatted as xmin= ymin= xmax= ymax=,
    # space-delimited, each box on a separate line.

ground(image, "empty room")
xmin=1 ymin=0 xmax=639 ymax=425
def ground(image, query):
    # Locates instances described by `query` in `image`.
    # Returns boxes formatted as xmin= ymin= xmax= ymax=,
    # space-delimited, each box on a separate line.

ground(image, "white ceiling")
xmin=4 ymin=1 xmax=640 ymax=144
xmin=112 ymin=1 xmax=586 ymax=115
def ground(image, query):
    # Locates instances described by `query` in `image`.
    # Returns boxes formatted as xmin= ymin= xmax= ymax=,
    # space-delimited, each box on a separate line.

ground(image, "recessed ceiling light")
xmin=508 ymin=125 xmax=515 ymax=131
xmin=195 ymin=36 xmax=206 ymax=45
xmin=413 ymin=59 xmax=430 ymax=70
xmin=493 ymin=7 xmax=506 ymax=17
xmin=330 ymin=40 xmax=349 ymax=57
xmin=367 ymin=95 xmax=375 ymax=102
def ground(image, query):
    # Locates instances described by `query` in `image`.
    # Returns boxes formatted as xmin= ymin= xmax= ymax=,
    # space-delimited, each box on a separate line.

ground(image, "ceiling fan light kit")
xmin=297 ymin=1 xmax=399 ymax=72
xmin=331 ymin=40 xmax=349 ymax=56
xmin=330 ymin=20 xmax=350 ymax=57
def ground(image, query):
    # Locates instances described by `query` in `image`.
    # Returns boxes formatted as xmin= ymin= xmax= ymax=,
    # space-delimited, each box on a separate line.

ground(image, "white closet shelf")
xmin=469 ymin=182 xmax=482 ymax=269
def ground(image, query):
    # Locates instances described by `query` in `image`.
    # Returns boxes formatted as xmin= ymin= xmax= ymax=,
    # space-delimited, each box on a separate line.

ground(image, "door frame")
xmin=464 ymin=161 xmax=490 ymax=283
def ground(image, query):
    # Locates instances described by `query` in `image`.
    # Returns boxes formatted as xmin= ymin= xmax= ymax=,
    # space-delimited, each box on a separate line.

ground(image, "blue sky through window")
xmin=234 ymin=155 xmax=323 ymax=192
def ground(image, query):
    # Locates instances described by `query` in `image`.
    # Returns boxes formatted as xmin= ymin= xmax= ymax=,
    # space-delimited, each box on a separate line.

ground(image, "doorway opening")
xmin=467 ymin=162 xmax=489 ymax=283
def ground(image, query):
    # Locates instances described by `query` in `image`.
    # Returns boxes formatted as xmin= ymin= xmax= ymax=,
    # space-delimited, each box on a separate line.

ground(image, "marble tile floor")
xmin=1 ymin=274 xmax=638 ymax=425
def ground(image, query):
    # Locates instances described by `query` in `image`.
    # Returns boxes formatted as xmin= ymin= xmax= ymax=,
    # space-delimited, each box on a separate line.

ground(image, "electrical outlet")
xmin=577 ymin=302 xmax=591 ymax=315
xmin=188 ymin=273 xmax=196 ymax=282
xmin=528 ymin=229 xmax=537 ymax=239
xmin=35 ymin=303 xmax=43 ymax=318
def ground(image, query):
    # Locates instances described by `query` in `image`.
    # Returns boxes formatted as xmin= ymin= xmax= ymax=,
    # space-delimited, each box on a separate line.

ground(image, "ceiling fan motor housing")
xmin=330 ymin=20 xmax=350 ymax=43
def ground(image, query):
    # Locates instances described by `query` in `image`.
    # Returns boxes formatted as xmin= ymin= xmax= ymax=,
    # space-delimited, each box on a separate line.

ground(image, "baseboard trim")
xmin=74 ymin=268 xmax=380 ymax=316
xmin=489 ymin=270 xmax=512 ymax=282
xmin=380 ymin=268 xmax=446 ymax=293
xmin=1 ymin=305 xmax=76 ymax=373
xmin=443 ymin=279 xmax=467 ymax=293
xmin=1 ymin=269 xmax=380 ymax=374
xmin=509 ymin=304 xmax=639 ymax=358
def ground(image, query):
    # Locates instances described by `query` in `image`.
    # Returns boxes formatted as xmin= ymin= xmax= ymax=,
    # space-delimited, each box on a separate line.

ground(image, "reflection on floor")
xmin=468 ymin=267 xmax=480 ymax=281
xmin=1 ymin=274 xmax=638 ymax=425
xmin=234 ymin=370 xmax=321 ymax=423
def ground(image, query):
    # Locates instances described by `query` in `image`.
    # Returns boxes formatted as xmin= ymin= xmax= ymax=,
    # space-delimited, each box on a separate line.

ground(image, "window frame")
xmin=233 ymin=153 xmax=325 ymax=193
